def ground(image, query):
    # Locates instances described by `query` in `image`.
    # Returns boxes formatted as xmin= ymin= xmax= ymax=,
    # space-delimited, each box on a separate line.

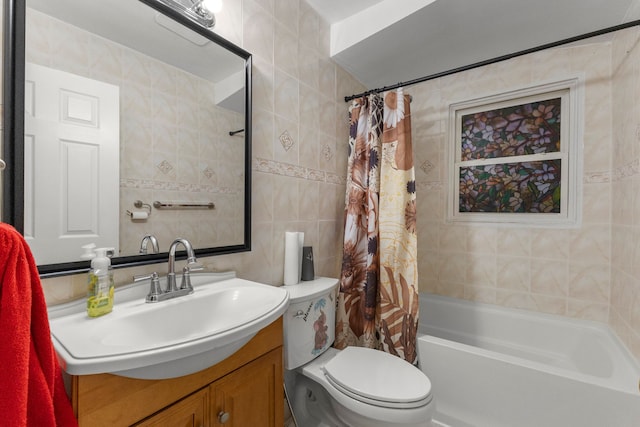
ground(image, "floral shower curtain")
xmin=335 ymin=88 xmax=419 ymax=364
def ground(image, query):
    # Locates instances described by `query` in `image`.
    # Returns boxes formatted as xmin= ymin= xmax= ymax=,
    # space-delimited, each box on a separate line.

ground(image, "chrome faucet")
xmin=139 ymin=234 xmax=160 ymax=254
xmin=166 ymin=238 xmax=202 ymax=294
xmin=134 ymin=237 xmax=202 ymax=303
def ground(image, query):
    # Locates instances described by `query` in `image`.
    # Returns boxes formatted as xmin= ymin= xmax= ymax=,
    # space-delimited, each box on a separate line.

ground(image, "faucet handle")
xmin=180 ymin=265 xmax=201 ymax=293
xmin=133 ymin=271 xmax=158 ymax=282
xmin=135 ymin=272 xmax=163 ymax=302
xmin=188 ymin=262 xmax=204 ymax=272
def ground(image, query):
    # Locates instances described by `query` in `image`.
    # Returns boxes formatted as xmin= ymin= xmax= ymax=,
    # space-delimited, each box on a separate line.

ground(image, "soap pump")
xmin=87 ymin=247 xmax=115 ymax=317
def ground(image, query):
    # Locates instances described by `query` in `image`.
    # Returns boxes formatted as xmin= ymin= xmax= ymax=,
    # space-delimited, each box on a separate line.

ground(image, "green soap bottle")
xmin=87 ymin=247 xmax=115 ymax=317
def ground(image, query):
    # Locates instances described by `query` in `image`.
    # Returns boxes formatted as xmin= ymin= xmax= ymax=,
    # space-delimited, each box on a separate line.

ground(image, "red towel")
xmin=0 ymin=223 xmax=77 ymax=426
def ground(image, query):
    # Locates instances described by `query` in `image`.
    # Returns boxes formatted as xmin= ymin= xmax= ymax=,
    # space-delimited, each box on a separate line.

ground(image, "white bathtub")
xmin=417 ymin=294 xmax=640 ymax=427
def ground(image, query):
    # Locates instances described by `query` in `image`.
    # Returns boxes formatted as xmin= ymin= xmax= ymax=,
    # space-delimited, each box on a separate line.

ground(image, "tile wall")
xmin=410 ymin=25 xmax=640 ymax=361
xmin=412 ymin=41 xmax=614 ymax=321
xmin=611 ymin=24 xmax=640 ymax=360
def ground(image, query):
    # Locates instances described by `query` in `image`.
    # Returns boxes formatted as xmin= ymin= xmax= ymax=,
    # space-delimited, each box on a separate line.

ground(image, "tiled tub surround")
xmin=414 ymin=44 xmax=614 ymax=316
xmin=610 ymin=21 xmax=640 ymax=368
xmin=412 ymin=25 xmax=640 ymax=362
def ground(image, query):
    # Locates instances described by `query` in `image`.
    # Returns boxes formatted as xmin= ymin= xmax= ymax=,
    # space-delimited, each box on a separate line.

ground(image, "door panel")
xmin=24 ymin=63 xmax=119 ymax=264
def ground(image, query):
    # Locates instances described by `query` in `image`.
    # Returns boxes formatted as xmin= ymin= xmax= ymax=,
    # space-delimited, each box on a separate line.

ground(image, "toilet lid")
xmin=322 ymin=347 xmax=432 ymax=409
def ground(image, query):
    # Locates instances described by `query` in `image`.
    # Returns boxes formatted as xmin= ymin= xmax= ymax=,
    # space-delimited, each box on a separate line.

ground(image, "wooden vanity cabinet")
xmin=71 ymin=318 xmax=284 ymax=427
xmin=210 ymin=347 xmax=280 ymax=426
xmin=134 ymin=388 xmax=209 ymax=427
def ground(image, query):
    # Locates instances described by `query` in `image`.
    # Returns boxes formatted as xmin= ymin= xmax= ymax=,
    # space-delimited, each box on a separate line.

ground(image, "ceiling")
xmin=305 ymin=0 xmax=385 ymax=24
xmin=306 ymin=0 xmax=640 ymax=90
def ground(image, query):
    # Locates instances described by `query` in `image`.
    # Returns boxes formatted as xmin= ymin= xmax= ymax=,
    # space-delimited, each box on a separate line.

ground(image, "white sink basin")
xmin=48 ymin=272 xmax=289 ymax=379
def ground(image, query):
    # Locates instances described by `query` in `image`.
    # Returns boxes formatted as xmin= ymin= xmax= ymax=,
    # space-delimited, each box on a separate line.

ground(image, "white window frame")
xmin=447 ymin=77 xmax=583 ymax=227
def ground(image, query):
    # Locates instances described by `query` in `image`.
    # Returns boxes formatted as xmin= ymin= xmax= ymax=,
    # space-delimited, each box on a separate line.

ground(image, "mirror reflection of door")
xmin=24 ymin=63 xmax=119 ymax=264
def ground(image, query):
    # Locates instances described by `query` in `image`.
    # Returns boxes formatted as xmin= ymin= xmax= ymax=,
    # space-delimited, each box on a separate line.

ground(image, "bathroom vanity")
xmin=47 ymin=273 xmax=289 ymax=427
xmin=70 ymin=318 xmax=283 ymax=426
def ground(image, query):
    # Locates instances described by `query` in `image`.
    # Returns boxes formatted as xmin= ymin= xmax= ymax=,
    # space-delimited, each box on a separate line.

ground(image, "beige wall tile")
xmin=438 ymin=225 xmax=467 ymax=253
xmin=496 ymin=256 xmax=531 ymax=292
xmin=568 ymin=262 xmax=610 ymax=304
xmin=567 ymin=299 xmax=609 ymax=322
xmin=530 ymin=294 xmax=567 ymax=316
xmin=463 ymin=285 xmax=497 ymax=305
xmin=465 ymin=254 xmax=497 ymax=288
xmin=531 ymin=229 xmax=571 ymax=261
xmin=497 ymin=228 xmax=532 ymax=258
xmin=243 ymin=0 xmax=274 ymax=63
xmin=582 ymin=183 xmax=611 ymax=224
xmin=530 ymin=259 xmax=568 ymax=297
xmin=438 ymin=254 xmax=467 ymax=285
xmin=496 ymin=290 xmax=536 ymax=311
xmin=568 ymin=225 xmax=611 ymax=265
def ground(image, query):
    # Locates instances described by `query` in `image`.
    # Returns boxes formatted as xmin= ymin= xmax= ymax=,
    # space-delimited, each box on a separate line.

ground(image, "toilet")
xmin=283 ymin=277 xmax=434 ymax=427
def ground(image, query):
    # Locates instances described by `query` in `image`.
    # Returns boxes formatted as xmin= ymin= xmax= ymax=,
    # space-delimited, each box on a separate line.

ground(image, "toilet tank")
xmin=283 ymin=277 xmax=338 ymax=370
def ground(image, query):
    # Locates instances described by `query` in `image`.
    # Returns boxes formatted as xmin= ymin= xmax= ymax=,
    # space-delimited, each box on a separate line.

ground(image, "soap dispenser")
xmin=87 ymin=247 xmax=115 ymax=317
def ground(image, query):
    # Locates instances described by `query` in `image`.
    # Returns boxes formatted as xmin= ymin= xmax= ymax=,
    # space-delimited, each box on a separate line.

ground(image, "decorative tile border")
xmin=125 ymin=160 xmax=628 ymax=193
xmin=253 ymin=157 xmax=345 ymax=184
xmin=416 ymin=181 xmax=444 ymax=191
xmin=584 ymin=172 xmax=611 ymax=184
xmin=120 ymin=179 xmax=242 ymax=195
xmin=612 ymin=158 xmax=640 ymax=182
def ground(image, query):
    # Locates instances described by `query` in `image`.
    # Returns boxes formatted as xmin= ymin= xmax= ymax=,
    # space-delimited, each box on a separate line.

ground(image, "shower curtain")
xmin=335 ymin=88 xmax=419 ymax=364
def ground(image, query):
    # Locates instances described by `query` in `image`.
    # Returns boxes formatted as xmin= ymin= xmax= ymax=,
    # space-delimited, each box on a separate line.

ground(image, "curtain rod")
xmin=345 ymin=19 xmax=640 ymax=102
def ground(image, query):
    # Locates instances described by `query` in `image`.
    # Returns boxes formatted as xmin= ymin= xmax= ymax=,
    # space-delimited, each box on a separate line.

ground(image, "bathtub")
xmin=417 ymin=294 xmax=640 ymax=427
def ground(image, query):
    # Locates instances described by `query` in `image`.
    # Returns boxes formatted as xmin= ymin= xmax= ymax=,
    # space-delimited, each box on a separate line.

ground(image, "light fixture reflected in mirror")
xmin=154 ymin=0 xmax=223 ymax=28
xmin=199 ymin=0 xmax=223 ymax=14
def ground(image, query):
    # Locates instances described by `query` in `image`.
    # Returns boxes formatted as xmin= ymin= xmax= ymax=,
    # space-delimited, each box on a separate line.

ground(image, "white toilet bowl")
xmin=283 ymin=278 xmax=434 ymax=427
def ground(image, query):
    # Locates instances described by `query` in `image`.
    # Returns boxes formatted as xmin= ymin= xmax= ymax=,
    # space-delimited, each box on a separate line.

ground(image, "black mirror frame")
xmin=2 ymin=0 xmax=252 ymax=277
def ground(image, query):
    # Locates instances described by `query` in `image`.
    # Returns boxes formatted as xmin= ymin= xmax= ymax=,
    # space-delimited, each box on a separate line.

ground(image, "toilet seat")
xmin=322 ymin=347 xmax=432 ymax=409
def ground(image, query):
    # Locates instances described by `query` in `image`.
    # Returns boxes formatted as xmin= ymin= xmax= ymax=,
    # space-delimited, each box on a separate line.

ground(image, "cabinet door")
xmin=211 ymin=348 xmax=283 ymax=427
xmin=134 ymin=388 xmax=209 ymax=427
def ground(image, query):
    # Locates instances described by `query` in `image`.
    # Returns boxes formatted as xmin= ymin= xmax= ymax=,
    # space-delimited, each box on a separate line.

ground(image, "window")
xmin=447 ymin=78 xmax=583 ymax=227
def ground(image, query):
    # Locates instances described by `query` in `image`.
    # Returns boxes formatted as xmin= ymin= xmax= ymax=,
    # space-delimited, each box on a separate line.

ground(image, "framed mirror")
xmin=2 ymin=0 xmax=252 ymax=276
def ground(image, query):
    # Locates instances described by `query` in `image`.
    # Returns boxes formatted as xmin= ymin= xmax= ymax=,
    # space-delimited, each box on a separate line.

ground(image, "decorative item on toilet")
xmin=283 ymin=277 xmax=336 ymax=370
xmin=301 ymin=246 xmax=314 ymax=281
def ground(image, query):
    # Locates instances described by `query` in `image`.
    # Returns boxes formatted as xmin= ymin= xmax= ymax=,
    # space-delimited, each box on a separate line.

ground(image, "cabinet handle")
xmin=218 ymin=411 xmax=230 ymax=424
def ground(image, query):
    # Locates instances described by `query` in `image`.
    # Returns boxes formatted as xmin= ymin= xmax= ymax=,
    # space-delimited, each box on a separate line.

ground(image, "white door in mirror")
xmin=24 ymin=63 xmax=120 ymax=264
